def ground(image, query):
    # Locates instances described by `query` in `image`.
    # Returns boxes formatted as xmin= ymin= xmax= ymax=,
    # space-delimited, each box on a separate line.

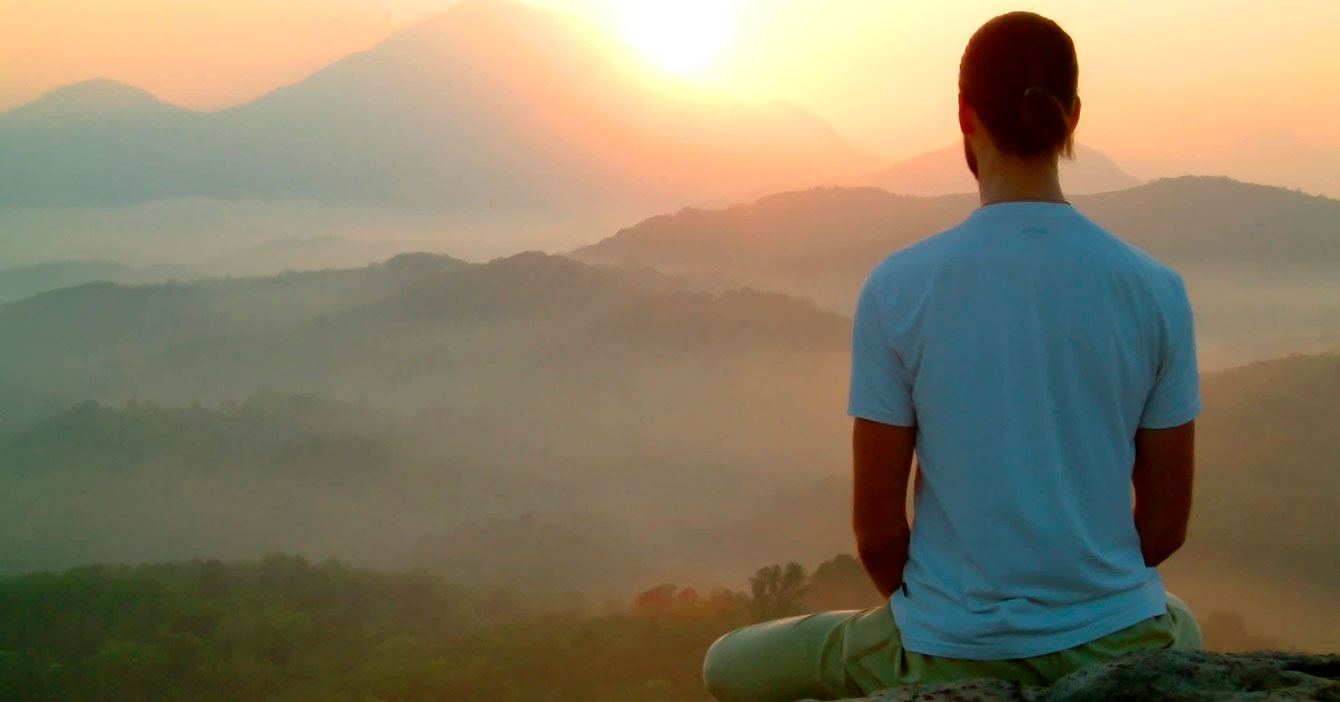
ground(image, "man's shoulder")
xmin=1069 ymin=210 xmax=1188 ymax=292
xmin=864 ymin=222 xmax=972 ymax=288
xmin=1072 ymin=211 xmax=1179 ymax=277
xmin=1101 ymin=231 xmax=1187 ymax=296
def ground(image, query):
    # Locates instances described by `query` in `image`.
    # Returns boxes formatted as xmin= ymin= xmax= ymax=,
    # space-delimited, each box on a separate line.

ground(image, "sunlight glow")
xmin=618 ymin=0 xmax=732 ymax=76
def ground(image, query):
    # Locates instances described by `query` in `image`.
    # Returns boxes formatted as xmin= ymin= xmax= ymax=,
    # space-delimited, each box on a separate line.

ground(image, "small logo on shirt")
xmin=1022 ymin=227 xmax=1048 ymax=237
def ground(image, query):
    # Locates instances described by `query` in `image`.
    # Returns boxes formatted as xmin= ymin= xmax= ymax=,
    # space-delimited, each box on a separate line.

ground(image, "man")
xmin=702 ymin=11 xmax=1202 ymax=702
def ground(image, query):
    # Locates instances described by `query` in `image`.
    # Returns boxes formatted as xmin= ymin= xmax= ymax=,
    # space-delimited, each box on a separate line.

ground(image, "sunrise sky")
xmin=3 ymin=0 xmax=1338 ymax=163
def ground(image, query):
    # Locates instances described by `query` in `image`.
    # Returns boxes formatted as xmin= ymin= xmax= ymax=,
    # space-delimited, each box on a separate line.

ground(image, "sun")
xmin=618 ymin=0 xmax=732 ymax=76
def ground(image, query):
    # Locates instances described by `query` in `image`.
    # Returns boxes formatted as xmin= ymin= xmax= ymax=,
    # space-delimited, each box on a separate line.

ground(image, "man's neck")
xmin=975 ymin=153 xmax=1067 ymax=206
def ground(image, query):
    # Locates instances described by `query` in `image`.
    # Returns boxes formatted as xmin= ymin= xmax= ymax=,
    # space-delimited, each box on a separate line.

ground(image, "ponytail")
xmin=959 ymin=12 xmax=1078 ymax=159
xmin=1019 ymin=87 xmax=1075 ymax=158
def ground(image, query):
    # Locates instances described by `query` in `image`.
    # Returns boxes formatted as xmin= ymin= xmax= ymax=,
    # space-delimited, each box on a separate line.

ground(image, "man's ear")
xmin=1069 ymin=95 xmax=1082 ymax=133
xmin=958 ymin=94 xmax=975 ymax=136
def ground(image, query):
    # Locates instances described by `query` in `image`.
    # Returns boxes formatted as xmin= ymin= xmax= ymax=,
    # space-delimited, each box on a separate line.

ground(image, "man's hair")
xmin=959 ymin=11 xmax=1078 ymax=158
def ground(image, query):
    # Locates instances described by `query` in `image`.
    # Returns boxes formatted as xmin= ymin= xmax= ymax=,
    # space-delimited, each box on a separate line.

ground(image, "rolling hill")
xmin=0 ymin=249 xmax=1336 ymax=647
xmin=1129 ymin=129 xmax=1340 ymax=200
xmin=0 ymin=252 xmax=855 ymax=585
xmin=0 ymin=260 xmax=194 ymax=303
xmin=574 ymin=176 xmax=1340 ymax=368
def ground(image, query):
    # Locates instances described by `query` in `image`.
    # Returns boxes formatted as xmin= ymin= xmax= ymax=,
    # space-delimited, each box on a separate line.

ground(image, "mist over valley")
xmin=2 ymin=246 xmax=1336 ymax=650
xmin=2 ymin=3 xmax=1338 ymax=698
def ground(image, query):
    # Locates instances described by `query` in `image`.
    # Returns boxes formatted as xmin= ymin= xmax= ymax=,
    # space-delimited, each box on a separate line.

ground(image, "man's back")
xmin=702 ymin=14 xmax=1202 ymax=699
xmin=848 ymin=201 xmax=1201 ymax=659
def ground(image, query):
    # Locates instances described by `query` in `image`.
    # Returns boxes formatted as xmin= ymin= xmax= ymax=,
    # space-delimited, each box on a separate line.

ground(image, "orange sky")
xmin=3 ymin=0 xmax=1338 ymax=163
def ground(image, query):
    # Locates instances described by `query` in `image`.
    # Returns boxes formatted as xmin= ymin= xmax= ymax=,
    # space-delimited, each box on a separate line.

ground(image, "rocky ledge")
xmin=807 ymin=650 xmax=1340 ymax=701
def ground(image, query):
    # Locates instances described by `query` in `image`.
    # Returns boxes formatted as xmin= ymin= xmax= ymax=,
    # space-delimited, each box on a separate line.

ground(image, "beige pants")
xmin=703 ymin=592 xmax=1201 ymax=702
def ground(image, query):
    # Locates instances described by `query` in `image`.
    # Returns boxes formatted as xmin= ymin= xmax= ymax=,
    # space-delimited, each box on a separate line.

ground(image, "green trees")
xmin=0 ymin=553 xmax=884 ymax=700
xmin=0 ymin=557 xmax=757 ymax=702
xmin=805 ymin=554 xmax=883 ymax=611
xmin=748 ymin=562 xmax=809 ymax=622
xmin=741 ymin=555 xmax=883 ymax=622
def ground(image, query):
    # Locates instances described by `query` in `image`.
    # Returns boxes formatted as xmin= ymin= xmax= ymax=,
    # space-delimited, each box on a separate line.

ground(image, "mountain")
xmin=865 ymin=143 xmax=1141 ymax=196
xmin=3 ymin=342 xmax=1337 ymax=646
xmin=1129 ymin=130 xmax=1340 ymax=200
xmin=1 ymin=248 xmax=1337 ymax=647
xmin=0 ymin=260 xmax=196 ymax=303
xmin=1204 ymin=131 xmax=1340 ymax=199
xmin=574 ymin=177 xmax=1340 ymax=369
xmin=1158 ymin=352 xmax=1340 ymax=649
xmin=0 ymin=252 xmax=845 ymax=427
xmin=0 ymin=252 xmax=464 ymax=436
xmin=0 ymin=78 xmax=184 ymax=125
xmin=0 ymin=251 xmax=854 ymax=589
xmin=0 ymin=0 xmax=862 ymax=214
xmin=196 ymin=236 xmax=461 ymax=278
xmin=0 ymin=198 xmax=515 ymax=274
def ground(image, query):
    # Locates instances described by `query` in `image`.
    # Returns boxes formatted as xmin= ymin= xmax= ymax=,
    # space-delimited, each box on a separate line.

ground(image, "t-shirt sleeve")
xmin=848 ymin=274 xmax=915 ymax=426
xmin=1139 ymin=273 xmax=1202 ymax=429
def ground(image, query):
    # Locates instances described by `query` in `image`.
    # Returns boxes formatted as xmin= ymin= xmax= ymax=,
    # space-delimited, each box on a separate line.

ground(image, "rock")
xmin=804 ymin=650 xmax=1340 ymax=701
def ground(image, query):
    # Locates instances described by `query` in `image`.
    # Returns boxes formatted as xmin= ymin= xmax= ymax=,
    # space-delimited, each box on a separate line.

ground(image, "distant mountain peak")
xmin=864 ymin=143 xmax=1141 ymax=197
xmin=3 ymin=78 xmax=181 ymax=123
xmin=24 ymin=78 xmax=163 ymax=108
xmin=1134 ymin=174 xmax=1335 ymax=201
xmin=0 ymin=1 xmax=861 ymax=212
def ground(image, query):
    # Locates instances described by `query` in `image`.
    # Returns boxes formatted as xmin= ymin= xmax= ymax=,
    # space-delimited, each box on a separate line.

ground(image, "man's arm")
xmin=852 ymin=417 xmax=916 ymax=599
xmin=1132 ymin=420 xmax=1195 ymax=567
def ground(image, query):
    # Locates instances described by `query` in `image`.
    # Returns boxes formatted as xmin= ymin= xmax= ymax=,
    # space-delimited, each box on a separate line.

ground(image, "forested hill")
xmin=1177 ymin=352 xmax=1340 ymax=579
xmin=2 ymin=346 xmax=1338 ymax=650
xmin=1144 ymin=353 xmax=1339 ymax=652
xmin=574 ymin=177 xmax=1340 ymax=368
xmin=0 ymin=552 xmax=1286 ymax=702
xmin=0 ymin=252 xmax=856 ymax=591
xmin=2 ymin=250 xmax=1337 ymax=650
xmin=0 ymin=554 xmax=748 ymax=702
xmin=576 ymin=177 xmax=1339 ymax=286
xmin=0 ymin=251 xmax=846 ymax=437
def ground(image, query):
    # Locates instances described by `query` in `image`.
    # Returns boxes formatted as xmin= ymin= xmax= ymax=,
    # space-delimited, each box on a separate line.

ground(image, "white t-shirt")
xmin=848 ymin=201 xmax=1201 ymax=660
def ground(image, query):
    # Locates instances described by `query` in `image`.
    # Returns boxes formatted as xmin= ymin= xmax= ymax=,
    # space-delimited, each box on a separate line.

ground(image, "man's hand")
xmin=1132 ymin=420 xmax=1195 ymax=567
xmin=852 ymin=417 xmax=916 ymax=600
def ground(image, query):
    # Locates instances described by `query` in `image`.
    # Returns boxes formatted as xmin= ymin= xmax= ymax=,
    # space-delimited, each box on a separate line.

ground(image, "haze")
xmin=5 ymin=0 xmax=1339 ymax=170
xmin=0 ymin=1 xmax=1337 ymax=698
